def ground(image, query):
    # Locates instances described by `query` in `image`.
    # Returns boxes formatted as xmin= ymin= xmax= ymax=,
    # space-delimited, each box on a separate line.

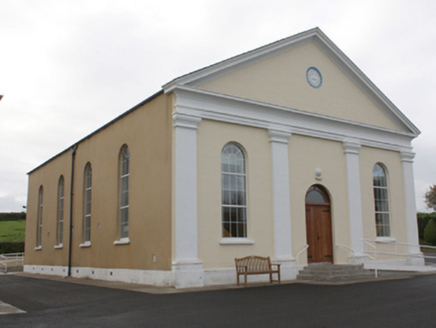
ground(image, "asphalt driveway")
xmin=0 ymin=273 xmax=435 ymax=327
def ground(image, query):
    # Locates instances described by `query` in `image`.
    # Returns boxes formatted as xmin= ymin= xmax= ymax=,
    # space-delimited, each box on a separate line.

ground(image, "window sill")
xmin=34 ymin=246 xmax=42 ymax=251
xmin=375 ymin=237 xmax=397 ymax=243
xmin=79 ymin=241 xmax=92 ymax=248
xmin=220 ymin=238 xmax=255 ymax=245
xmin=54 ymin=244 xmax=63 ymax=249
xmin=114 ymin=237 xmax=130 ymax=246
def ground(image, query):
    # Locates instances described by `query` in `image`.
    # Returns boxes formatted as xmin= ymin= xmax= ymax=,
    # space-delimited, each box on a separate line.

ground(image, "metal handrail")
xmin=363 ymin=241 xmax=378 ymax=278
xmin=363 ymin=238 xmax=436 ymax=250
xmin=0 ymin=252 xmax=25 ymax=273
xmin=296 ymin=244 xmax=309 ymax=263
xmin=0 ymin=261 xmax=7 ymax=273
xmin=361 ymin=238 xmax=436 ymax=268
xmin=0 ymin=252 xmax=25 ymax=259
xmin=336 ymin=244 xmax=356 ymax=263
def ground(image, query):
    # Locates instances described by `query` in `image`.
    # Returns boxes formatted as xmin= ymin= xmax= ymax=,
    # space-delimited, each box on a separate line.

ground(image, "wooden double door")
xmin=305 ymin=185 xmax=333 ymax=264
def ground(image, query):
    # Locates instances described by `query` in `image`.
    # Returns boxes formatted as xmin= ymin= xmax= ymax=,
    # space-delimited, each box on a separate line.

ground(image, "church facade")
xmin=24 ymin=28 xmax=423 ymax=288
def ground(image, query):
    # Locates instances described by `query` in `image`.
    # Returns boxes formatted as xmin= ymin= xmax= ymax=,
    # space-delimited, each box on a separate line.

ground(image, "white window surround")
xmin=119 ymin=146 xmax=130 ymax=239
xmin=57 ymin=176 xmax=64 ymax=246
xmin=375 ymin=237 xmax=397 ymax=243
xmin=79 ymin=241 xmax=91 ymax=248
xmin=84 ymin=164 xmax=92 ymax=243
xmin=54 ymin=244 xmax=63 ymax=249
xmin=221 ymin=143 xmax=247 ymax=238
xmin=37 ymin=187 xmax=43 ymax=248
xmin=220 ymin=238 xmax=254 ymax=245
xmin=373 ymin=163 xmax=391 ymax=237
xmin=34 ymin=246 xmax=42 ymax=251
xmin=114 ymin=237 xmax=130 ymax=245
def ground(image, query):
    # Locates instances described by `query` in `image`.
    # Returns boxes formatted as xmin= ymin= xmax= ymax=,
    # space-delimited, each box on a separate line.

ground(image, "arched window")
xmin=84 ymin=164 xmax=92 ymax=243
xmin=57 ymin=176 xmax=64 ymax=245
xmin=119 ymin=146 xmax=130 ymax=239
xmin=373 ymin=163 xmax=390 ymax=237
xmin=37 ymin=186 xmax=43 ymax=247
xmin=221 ymin=143 xmax=247 ymax=238
xmin=306 ymin=185 xmax=330 ymax=204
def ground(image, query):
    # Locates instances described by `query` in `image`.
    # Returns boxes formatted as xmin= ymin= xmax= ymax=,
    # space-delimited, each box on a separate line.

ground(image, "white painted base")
xmin=363 ymin=258 xmax=434 ymax=272
xmin=406 ymin=253 xmax=425 ymax=266
xmin=204 ymin=268 xmax=239 ymax=286
xmin=72 ymin=267 xmax=173 ymax=286
xmin=348 ymin=254 xmax=367 ymax=264
xmin=24 ymin=265 xmax=172 ymax=287
xmin=172 ymin=261 xmax=204 ymax=288
xmin=204 ymin=261 xmax=297 ymax=286
xmin=204 ymin=267 xmax=283 ymax=286
xmin=273 ymin=258 xmax=298 ymax=280
xmin=24 ymin=263 xmax=298 ymax=288
xmin=25 ymin=258 xmax=432 ymax=289
xmin=24 ymin=265 xmax=68 ymax=276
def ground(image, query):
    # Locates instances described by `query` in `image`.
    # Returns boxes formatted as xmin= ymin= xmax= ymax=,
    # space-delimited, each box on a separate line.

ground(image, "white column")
xmin=269 ymin=129 xmax=297 ymax=280
xmin=400 ymin=151 xmax=423 ymax=263
xmin=343 ymin=141 xmax=364 ymax=259
xmin=172 ymin=113 xmax=204 ymax=288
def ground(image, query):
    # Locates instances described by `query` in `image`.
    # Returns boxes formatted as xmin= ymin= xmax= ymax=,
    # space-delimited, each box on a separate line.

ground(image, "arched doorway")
xmin=305 ymin=185 xmax=333 ymax=264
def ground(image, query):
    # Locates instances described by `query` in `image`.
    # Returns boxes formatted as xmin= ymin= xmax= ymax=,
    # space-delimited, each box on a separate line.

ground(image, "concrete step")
xmin=297 ymin=263 xmax=375 ymax=282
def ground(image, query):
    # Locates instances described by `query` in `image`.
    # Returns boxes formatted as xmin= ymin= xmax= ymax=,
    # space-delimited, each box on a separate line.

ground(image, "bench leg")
xmin=270 ymin=271 xmax=281 ymax=284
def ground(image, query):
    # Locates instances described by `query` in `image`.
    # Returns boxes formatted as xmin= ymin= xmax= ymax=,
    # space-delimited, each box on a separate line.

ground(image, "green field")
xmin=0 ymin=220 xmax=26 ymax=242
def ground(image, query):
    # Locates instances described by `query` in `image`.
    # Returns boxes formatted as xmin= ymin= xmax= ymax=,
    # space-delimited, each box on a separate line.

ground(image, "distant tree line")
xmin=0 ymin=242 xmax=24 ymax=254
xmin=420 ymin=185 xmax=436 ymax=245
xmin=0 ymin=212 xmax=26 ymax=221
xmin=425 ymin=185 xmax=436 ymax=210
xmin=418 ymin=212 xmax=436 ymax=240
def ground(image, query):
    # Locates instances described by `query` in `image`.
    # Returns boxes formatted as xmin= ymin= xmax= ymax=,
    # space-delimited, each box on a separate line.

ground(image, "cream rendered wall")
xmin=196 ymin=120 xmax=274 ymax=269
xmin=360 ymin=146 xmax=408 ymax=258
xmin=25 ymin=152 xmax=71 ymax=269
xmin=288 ymin=135 xmax=350 ymax=264
xmin=25 ymin=93 xmax=173 ymax=271
xmin=198 ymin=42 xmax=399 ymax=131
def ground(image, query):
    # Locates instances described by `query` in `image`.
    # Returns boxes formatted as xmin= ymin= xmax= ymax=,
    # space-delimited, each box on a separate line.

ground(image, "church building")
xmin=24 ymin=28 xmax=423 ymax=288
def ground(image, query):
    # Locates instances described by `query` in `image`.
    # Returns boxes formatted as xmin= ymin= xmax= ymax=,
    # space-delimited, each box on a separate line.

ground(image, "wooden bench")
xmin=235 ymin=256 xmax=281 ymax=286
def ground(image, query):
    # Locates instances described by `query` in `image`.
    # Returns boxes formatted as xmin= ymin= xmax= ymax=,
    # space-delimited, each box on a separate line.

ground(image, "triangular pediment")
xmin=163 ymin=28 xmax=419 ymax=136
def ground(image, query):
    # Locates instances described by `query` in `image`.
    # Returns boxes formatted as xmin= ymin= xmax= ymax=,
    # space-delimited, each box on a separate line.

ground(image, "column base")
xmin=273 ymin=257 xmax=298 ymax=280
xmin=172 ymin=259 xmax=204 ymax=289
xmin=348 ymin=253 xmax=367 ymax=264
xmin=406 ymin=253 xmax=425 ymax=266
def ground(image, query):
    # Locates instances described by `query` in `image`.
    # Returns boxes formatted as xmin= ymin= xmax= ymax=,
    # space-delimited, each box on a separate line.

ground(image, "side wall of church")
xmin=25 ymin=93 xmax=174 ymax=272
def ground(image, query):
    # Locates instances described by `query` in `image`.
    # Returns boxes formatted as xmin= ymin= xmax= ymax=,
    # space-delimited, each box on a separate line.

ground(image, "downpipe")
xmin=68 ymin=144 xmax=78 ymax=277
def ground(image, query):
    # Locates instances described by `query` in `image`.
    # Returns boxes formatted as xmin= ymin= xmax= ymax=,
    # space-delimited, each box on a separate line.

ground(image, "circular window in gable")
xmin=307 ymin=67 xmax=322 ymax=88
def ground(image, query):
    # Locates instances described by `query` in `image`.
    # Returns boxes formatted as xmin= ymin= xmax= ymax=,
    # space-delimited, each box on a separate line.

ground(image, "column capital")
xmin=268 ymin=129 xmax=292 ymax=144
xmin=172 ymin=113 xmax=202 ymax=130
xmin=400 ymin=150 xmax=415 ymax=163
xmin=343 ymin=141 xmax=361 ymax=155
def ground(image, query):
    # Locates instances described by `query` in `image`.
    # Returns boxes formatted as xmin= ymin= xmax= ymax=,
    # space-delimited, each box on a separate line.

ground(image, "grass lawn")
xmin=0 ymin=220 xmax=26 ymax=242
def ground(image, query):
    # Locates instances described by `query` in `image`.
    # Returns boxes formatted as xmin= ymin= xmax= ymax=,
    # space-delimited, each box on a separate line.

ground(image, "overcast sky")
xmin=1 ymin=0 xmax=435 ymax=213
